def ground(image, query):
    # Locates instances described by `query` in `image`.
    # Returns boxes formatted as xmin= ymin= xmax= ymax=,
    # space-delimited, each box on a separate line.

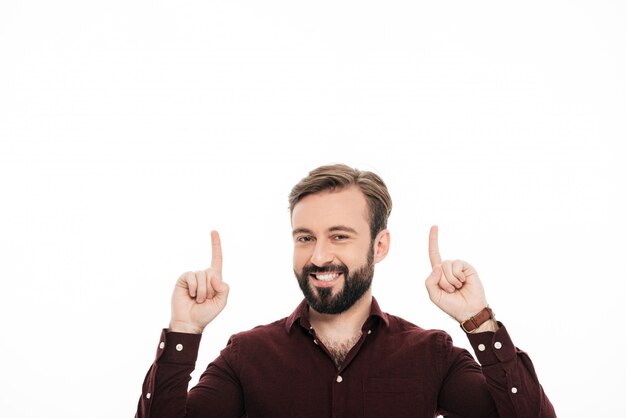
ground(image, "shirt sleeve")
xmin=186 ymin=336 xmax=245 ymax=417
xmin=465 ymin=323 xmax=556 ymax=417
xmin=135 ymin=330 xmax=245 ymax=418
xmin=437 ymin=323 xmax=555 ymax=418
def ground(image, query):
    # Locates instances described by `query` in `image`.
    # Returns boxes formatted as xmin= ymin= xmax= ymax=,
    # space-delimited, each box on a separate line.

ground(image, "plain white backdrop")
xmin=1 ymin=1 xmax=624 ymax=417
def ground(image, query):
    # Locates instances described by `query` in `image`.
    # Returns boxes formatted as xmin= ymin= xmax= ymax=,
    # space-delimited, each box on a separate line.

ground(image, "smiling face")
xmin=291 ymin=186 xmax=389 ymax=314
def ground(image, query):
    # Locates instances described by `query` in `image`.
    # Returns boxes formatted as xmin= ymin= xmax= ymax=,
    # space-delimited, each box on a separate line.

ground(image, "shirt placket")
xmin=307 ymin=320 xmax=377 ymax=418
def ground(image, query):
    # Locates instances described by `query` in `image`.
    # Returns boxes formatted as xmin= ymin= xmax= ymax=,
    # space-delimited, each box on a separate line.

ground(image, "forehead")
xmin=291 ymin=186 xmax=370 ymax=231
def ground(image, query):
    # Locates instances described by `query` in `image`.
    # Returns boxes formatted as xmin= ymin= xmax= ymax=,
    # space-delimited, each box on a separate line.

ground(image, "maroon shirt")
xmin=136 ymin=299 xmax=555 ymax=417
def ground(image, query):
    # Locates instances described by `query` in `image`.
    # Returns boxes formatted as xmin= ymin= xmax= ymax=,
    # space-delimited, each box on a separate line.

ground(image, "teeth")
xmin=316 ymin=273 xmax=339 ymax=282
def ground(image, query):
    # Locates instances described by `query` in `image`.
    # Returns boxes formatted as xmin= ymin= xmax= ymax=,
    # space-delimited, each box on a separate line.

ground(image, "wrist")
xmin=472 ymin=318 xmax=499 ymax=333
xmin=459 ymin=307 xmax=495 ymax=334
xmin=169 ymin=320 xmax=204 ymax=334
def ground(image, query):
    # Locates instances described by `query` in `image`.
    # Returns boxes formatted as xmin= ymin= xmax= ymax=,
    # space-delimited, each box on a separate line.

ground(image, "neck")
xmin=308 ymin=291 xmax=372 ymax=338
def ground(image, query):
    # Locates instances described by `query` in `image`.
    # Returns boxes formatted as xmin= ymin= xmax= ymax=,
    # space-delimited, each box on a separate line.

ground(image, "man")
xmin=136 ymin=164 xmax=556 ymax=417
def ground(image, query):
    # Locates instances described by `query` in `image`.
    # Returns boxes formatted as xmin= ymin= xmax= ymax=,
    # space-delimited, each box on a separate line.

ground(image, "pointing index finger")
xmin=210 ymin=230 xmax=223 ymax=272
xmin=428 ymin=225 xmax=442 ymax=267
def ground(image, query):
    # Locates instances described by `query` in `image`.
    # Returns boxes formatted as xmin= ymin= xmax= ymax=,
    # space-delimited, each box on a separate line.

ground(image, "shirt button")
xmin=176 ymin=344 xmax=183 ymax=351
xmin=511 ymin=387 xmax=518 ymax=394
xmin=494 ymin=342 xmax=502 ymax=350
xmin=159 ymin=342 xmax=165 ymax=349
xmin=478 ymin=344 xmax=486 ymax=352
xmin=146 ymin=393 xmax=151 ymax=399
xmin=313 ymin=339 xmax=319 ymax=345
xmin=336 ymin=375 xmax=343 ymax=383
xmin=367 ymin=330 xmax=372 ymax=334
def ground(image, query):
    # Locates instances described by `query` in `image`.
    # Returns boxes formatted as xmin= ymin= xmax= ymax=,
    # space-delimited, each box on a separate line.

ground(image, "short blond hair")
xmin=288 ymin=164 xmax=392 ymax=239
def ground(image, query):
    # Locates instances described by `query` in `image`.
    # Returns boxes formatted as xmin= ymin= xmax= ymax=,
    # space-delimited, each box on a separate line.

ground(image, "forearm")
xmin=466 ymin=324 xmax=556 ymax=417
xmin=136 ymin=330 xmax=202 ymax=418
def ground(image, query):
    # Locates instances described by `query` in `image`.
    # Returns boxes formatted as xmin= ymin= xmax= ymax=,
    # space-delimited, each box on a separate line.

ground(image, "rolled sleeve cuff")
xmin=155 ymin=329 xmax=202 ymax=365
xmin=466 ymin=322 xmax=517 ymax=366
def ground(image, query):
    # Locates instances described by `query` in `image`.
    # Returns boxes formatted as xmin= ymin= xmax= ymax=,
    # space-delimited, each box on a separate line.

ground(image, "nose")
xmin=310 ymin=239 xmax=334 ymax=267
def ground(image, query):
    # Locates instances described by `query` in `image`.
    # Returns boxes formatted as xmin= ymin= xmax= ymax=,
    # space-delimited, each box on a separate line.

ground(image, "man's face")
xmin=291 ymin=186 xmax=376 ymax=314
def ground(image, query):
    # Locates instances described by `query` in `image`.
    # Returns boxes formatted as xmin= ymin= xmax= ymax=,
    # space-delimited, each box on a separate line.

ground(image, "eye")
xmin=296 ymin=235 xmax=314 ymax=243
xmin=332 ymin=234 xmax=349 ymax=240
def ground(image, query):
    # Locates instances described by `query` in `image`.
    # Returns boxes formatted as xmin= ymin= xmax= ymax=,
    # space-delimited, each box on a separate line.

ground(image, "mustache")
xmin=301 ymin=263 xmax=349 ymax=277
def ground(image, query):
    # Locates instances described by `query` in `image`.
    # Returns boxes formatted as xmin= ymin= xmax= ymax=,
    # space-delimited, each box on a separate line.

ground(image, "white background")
xmin=1 ymin=1 xmax=624 ymax=417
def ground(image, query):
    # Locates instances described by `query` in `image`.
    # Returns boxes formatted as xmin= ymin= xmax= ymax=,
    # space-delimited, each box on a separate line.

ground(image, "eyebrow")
xmin=292 ymin=225 xmax=358 ymax=236
xmin=329 ymin=225 xmax=358 ymax=234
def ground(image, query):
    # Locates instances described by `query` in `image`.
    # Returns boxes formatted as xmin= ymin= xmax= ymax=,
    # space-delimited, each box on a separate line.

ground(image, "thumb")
xmin=211 ymin=275 xmax=229 ymax=296
xmin=425 ymin=266 xmax=442 ymax=299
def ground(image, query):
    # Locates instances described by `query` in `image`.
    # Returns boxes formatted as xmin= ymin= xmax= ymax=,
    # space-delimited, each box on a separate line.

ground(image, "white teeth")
xmin=316 ymin=273 xmax=339 ymax=282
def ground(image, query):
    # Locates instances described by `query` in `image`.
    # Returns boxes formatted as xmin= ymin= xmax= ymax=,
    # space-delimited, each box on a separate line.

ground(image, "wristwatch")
xmin=460 ymin=307 xmax=494 ymax=333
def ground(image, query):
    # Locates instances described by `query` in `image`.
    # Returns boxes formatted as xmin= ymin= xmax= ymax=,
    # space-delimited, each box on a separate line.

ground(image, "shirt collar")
xmin=285 ymin=297 xmax=390 ymax=333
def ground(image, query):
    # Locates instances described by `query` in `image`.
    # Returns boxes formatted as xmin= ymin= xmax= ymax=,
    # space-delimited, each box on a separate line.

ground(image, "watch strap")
xmin=460 ymin=307 xmax=494 ymax=333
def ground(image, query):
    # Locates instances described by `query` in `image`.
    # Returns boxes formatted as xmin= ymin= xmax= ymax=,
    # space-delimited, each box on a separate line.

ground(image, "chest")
xmin=235 ymin=329 xmax=442 ymax=418
xmin=317 ymin=331 xmax=362 ymax=368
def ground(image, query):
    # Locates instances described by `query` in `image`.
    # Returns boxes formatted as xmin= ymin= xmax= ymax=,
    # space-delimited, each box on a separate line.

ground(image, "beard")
xmin=295 ymin=246 xmax=374 ymax=314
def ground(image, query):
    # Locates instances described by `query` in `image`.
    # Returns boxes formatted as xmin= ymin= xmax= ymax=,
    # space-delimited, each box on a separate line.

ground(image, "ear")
xmin=372 ymin=229 xmax=391 ymax=264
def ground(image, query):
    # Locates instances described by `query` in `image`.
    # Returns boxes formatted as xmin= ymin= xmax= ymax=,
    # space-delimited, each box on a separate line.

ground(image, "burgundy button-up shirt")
xmin=136 ymin=298 xmax=555 ymax=417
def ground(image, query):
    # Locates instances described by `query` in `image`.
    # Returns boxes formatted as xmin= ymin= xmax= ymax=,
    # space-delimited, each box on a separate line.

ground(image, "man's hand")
xmin=169 ymin=230 xmax=230 ymax=334
xmin=425 ymin=226 xmax=492 ymax=327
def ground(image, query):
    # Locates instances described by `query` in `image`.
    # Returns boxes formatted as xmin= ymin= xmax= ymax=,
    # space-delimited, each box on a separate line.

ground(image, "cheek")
xmin=341 ymin=246 xmax=372 ymax=269
xmin=293 ymin=248 xmax=308 ymax=270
